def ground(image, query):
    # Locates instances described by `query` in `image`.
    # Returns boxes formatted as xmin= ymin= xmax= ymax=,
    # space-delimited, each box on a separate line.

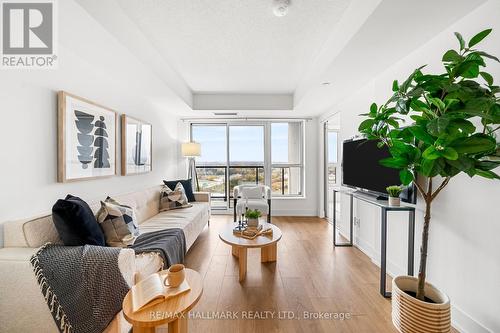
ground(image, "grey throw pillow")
xmin=160 ymin=182 xmax=192 ymax=211
xmin=95 ymin=197 xmax=139 ymax=247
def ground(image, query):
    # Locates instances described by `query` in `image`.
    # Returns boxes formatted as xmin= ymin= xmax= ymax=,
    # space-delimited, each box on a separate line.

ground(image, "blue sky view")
xmin=192 ymin=124 xmax=289 ymax=164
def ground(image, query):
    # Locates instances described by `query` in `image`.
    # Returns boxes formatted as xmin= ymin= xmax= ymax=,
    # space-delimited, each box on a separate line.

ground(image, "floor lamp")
xmin=181 ymin=142 xmax=201 ymax=191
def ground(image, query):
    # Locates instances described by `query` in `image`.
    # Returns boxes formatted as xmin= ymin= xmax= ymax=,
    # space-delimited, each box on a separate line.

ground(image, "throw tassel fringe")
xmin=30 ymin=243 xmax=73 ymax=333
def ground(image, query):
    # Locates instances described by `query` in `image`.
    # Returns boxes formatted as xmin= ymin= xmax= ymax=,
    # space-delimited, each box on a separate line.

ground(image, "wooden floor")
xmin=175 ymin=216 xmax=425 ymax=333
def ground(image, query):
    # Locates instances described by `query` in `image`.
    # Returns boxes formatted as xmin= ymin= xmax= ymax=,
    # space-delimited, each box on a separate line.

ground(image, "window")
xmin=271 ymin=122 xmax=304 ymax=196
xmin=190 ymin=121 xmax=305 ymax=209
xmin=327 ymin=131 xmax=338 ymax=184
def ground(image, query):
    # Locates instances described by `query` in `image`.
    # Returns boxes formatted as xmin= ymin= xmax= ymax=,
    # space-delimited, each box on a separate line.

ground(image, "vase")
xmin=388 ymin=196 xmax=401 ymax=206
xmin=247 ymin=218 xmax=259 ymax=228
xmin=392 ymin=275 xmax=451 ymax=333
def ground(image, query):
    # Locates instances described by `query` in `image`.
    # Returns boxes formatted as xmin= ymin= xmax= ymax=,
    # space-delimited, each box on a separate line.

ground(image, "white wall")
xmin=326 ymin=1 xmax=500 ymax=332
xmin=0 ymin=1 xmax=184 ymax=231
xmin=177 ymin=119 xmax=320 ymax=216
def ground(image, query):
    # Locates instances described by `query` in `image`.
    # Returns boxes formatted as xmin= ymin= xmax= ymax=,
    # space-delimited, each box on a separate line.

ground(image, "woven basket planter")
xmin=392 ymin=276 xmax=451 ymax=333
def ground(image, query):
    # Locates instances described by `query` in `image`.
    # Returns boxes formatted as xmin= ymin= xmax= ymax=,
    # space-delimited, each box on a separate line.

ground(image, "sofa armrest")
xmin=194 ymin=192 xmax=211 ymax=203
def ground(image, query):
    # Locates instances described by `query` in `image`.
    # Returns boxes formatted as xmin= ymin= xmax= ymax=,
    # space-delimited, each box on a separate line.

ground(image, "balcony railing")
xmin=196 ymin=165 xmax=290 ymax=207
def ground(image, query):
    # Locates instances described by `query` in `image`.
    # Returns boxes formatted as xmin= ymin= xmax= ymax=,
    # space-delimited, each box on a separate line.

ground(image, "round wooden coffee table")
xmin=219 ymin=222 xmax=282 ymax=282
xmin=122 ymin=268 xmax=203 ymax=333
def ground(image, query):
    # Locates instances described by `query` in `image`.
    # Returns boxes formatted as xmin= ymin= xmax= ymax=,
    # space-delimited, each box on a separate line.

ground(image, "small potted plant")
xmin=245 ymin=209 xmax=262 ymax=228
xmin=386 ymin=185 xmax=402 ymax=206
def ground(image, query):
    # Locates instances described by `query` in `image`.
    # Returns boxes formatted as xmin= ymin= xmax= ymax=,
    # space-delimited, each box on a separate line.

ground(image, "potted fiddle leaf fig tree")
xmin=359 ymin=29 xmax=499 ymax=332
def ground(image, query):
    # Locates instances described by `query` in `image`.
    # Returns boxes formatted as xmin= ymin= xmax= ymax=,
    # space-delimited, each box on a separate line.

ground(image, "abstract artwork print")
xmin=121 ymin=115 xmax=152 ymax=175
xmin=58 ymin=91 xmax=117 ymax=182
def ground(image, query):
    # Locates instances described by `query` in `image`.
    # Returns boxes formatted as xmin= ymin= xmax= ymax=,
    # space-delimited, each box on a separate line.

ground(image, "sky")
xmin=192 ymin=124 xmax=289 ymax=164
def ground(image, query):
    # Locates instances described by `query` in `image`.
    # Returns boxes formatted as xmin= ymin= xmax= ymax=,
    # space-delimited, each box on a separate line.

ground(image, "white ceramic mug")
xmin=164 ymin=264 xmax=185 ymax=288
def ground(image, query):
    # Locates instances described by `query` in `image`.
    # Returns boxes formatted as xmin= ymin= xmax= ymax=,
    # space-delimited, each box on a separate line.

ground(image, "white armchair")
xmin=233 ymin=184 xmax=272 ymax=223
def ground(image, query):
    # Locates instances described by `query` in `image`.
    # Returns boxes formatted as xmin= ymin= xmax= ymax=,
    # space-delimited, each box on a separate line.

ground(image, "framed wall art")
xmin=58 ymin=91 xmax=117 ymax=182
xmin=121 ymin=115 xmax=152 ymax=175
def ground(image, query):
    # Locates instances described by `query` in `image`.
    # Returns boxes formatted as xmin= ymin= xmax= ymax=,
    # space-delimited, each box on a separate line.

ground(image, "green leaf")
xmin=370 ymin=103 xmax=377 ymax=115
xmin=408 ymin=126 xmax=435 ymax=145
xmin=480 ymin=72 xmax=494 ymax=85
xmin=450 ymin=119 xmax=476 ymax=134
xmin=358 ymin=119 xmax=375 ymax=132
xmin=411 ymin=99 xmax=430 ymax=112
xmin=468 ymin=29 xmax=492 ymax=48
xmin=454 ymin=32 xmax=465 ymax=50
xmin=392 ymin=80 xmax=399 ymax=92
xmin=446 ymin=156 xmax=474 ymax=171
xmin=399 ymin=169 xmax=414 ymax=185
xmin=474 ymin=169 xmax=500 ymax=179
xmin=475 ymin=160 xmax=500 ymax=171
xmin=396 ymin=98 xmax=410 ymax=114
xmin=477 ymin=51 xmax=500 ymax=63
xmin=427 ymin=117 xmax=450 ymax=136
xmin=422 ymin=146 xmax=441 ymax=160
xmin=379 ymin=157 xmax=408 ymax=169
xmin=386 ymin=118 xmax=400 ymax=128
xmin=429 ymin=98 xmax=446 ymax=112
xmin=451 ymin=134 xmax=497 ymax=154
xmin=454 ymin=61 xmax=480 ymax=78
xmin=442 ymin=147 xmax=459 ymax=160
xmin=420 ymin=158 xmax=445 ymax=177
xmin=442 ymin=49 xmax=462 ymax=63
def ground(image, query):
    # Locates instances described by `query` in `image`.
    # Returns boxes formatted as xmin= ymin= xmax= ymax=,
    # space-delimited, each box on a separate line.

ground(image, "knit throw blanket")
xmin=130 ymin=228 xmax=186 ymax=268
xmin=30 ymin=244 xmax=130 ymax=333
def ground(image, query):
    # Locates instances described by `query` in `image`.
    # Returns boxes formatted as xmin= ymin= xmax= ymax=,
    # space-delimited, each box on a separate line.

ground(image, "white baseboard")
xmin=211 ymin=209 xmax=318 ymax=217
xmin=452 ymin=305 xmax=492 ymax=333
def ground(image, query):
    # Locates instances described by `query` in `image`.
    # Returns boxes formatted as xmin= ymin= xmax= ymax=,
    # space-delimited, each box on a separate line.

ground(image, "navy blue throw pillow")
xmin=163 ymin=179 xmax=196 ymax=202
xmin=52 ymin=194 xmax=106 ymax=246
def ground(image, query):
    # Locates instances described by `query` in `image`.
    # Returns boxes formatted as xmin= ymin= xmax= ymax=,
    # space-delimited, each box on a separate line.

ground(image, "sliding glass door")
xmin=228 ymin=125 xmax=265 ymax=208
xmin=191 ymin=124 xmax=228 ymax=209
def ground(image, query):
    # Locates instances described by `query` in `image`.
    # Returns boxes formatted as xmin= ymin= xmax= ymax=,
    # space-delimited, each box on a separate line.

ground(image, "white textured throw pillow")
xmin=160 ymin=182 xmax=192 ymax=211
xmin=241 ymin=187 xmax=263 ymax=199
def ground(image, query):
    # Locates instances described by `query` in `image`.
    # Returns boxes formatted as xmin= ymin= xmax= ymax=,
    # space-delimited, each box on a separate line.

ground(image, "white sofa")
xmin=0 ymin=185 xmax=210 ymax=333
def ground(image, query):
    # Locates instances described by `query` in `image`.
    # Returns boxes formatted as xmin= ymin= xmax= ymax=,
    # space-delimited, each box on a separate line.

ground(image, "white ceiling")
xmin=115 ymin=0 xmax=351 ymax=93
xmin=77 ymin=0 xmax=487 ymax=117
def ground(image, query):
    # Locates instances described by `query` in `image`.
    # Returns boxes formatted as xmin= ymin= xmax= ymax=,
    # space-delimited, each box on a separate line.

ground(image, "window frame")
xmin=189 ymin=120 xmax=305 ymax=202
xmin=269 ymin=121 xmax=305 ymax=197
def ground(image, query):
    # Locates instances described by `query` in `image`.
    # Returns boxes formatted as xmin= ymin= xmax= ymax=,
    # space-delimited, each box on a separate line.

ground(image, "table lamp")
xmin=181 ymin=142 xmax=201 ymax=191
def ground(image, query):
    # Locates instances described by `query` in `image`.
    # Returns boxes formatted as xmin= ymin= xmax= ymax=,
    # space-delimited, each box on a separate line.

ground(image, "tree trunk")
xmin=416 ymin=198 xmax=431 ymax=301
xmin=414 ymin=176 xmax=450 ymax=301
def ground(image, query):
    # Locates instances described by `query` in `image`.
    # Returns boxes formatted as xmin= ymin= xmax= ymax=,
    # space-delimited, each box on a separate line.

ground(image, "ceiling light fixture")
xmin=273 ymin=0 xmax=290 ymax=17
xmin=322 ymin=82 xmax=331 ymax=86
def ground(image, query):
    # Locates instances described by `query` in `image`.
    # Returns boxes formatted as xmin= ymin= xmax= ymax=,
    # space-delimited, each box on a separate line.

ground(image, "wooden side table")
xmin=219 ymin=222 xmax=282 ymax=282
xmin=122 ymin=268 xmax=203 ymax=333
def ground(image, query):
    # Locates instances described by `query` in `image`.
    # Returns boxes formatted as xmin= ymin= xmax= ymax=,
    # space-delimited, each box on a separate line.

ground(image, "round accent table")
xmin=219 ymin=222 xmax=282 ymax=282
xmin=122 ymin=268 xmax=203 ymax=333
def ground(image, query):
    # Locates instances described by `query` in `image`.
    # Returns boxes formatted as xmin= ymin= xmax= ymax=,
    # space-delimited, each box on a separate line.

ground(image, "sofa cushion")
xmin=159 ymin=183 xmax=192 ymax=211
xmin=163 ymin=179 xmax=196 ymax=202
xmin=52 ymin=195 xmax=106 ymax=246
xmin=96 ymin=197 xmax=140 ymax=247
xmin=139 ymin=202 xmax=209 ymax=250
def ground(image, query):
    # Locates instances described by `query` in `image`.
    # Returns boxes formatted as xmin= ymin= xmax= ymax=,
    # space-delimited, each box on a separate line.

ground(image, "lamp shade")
xmin=181 ymin=142 xmax=201 ymax=157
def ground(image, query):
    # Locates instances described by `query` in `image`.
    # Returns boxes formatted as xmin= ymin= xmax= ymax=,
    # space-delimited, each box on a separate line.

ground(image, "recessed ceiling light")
xmin=273 ymin=0 xmax=290 ymax=17
xmin=322 ymin=82 xmax=331 ymax=86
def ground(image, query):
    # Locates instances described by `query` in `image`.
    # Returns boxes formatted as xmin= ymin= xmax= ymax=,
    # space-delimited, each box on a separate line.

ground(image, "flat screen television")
xmin=342 ymin=138 xmax=416 ymax=204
